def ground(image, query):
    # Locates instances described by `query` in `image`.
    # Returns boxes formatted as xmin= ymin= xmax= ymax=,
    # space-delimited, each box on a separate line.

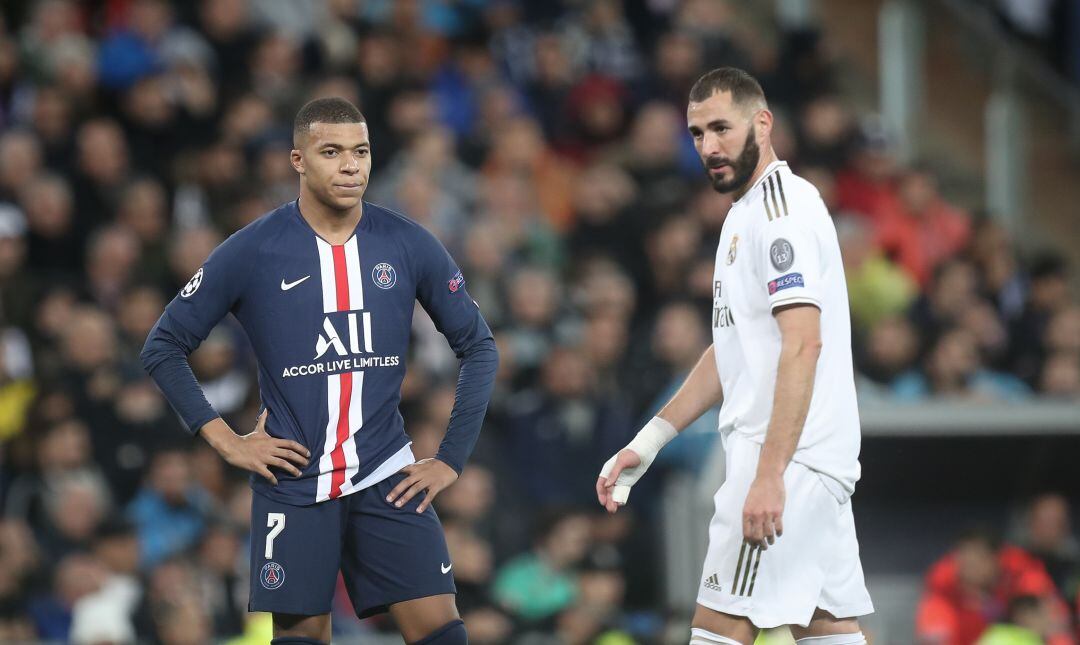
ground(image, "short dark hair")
xmin=688 ymin=67 xmax=767 ymax=109
xmin=1007 ymin=595 xmax=1043 ymax=622
xmin=1029 ymin=251 xmax=1068 ymax=281
xmin=293 ymin=97 xmax=366 ymax=146
xmin=955 ymin=526 xmax=1001 ymax=552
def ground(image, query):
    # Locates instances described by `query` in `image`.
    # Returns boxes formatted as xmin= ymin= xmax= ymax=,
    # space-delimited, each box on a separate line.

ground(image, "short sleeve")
xmin=162 ymin=231 xmax=253 ymax=348
xmin=754 ymin=203 xmax=825 ymax=312
xmin=414 ymin=228 xmax=492 ymax=354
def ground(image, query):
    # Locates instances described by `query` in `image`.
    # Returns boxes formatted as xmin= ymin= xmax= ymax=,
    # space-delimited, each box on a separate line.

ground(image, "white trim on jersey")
xmin=337 ymin=371 xmax=364 ymax=495
xmin=316 ymin=238 xmax=336 ymax=314
xmin=349 ymin=442 xmax=416 ymax=495
xmin=316 ymin=371 xmax=342 ymax=502
xmin=313 ymin=234 xmax=369 ymax=502
xmin=344 ymin=236 xmax=364 ymax=310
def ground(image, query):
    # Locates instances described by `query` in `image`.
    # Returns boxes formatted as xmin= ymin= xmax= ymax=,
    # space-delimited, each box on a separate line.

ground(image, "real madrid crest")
xmin=726 ymin=235 xmax=739 ymax=265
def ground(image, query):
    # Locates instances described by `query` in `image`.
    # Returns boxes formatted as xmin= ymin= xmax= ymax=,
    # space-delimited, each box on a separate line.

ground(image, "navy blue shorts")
xmin=248 ymin=472 xmax=456 ymax=618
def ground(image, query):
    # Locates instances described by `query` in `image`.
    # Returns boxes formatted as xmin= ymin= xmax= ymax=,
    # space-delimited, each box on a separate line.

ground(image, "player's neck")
xmin=732 ymin=146 xmax=779 ymax=202
xmin=297 ymin=192 xmax=363 ymax=245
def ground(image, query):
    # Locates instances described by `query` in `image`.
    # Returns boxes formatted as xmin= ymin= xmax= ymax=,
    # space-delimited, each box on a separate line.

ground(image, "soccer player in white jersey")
xmin=596 ymin=67 xmax=874 ymax=644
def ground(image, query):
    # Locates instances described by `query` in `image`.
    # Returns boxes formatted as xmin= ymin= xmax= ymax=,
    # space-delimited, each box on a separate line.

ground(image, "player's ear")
xmin=290 ymin=148 xmax=304 ymax=175
xmin=755 ymin=108 xmax=773 ymax=141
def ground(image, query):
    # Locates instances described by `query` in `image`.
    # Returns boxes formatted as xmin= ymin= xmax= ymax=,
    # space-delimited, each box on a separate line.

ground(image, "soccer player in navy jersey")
xmin=141 ymin=97 xmax=497 ymax=645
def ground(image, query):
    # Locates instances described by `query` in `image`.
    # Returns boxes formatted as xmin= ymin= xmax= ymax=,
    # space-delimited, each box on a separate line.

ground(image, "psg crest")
xmin=260 ymin=561 xmax=285 ymax=590
xmin=372 ymin=263 xmax=397 ymax=289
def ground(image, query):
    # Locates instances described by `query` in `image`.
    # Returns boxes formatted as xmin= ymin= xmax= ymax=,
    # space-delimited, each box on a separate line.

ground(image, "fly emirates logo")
xmin=281 ymin=312 xmax=401 ymax=378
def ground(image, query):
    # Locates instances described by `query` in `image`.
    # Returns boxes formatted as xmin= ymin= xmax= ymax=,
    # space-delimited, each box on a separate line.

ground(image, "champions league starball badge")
xmin=180 ymin=267 xmax=203 ymax=298
xmin=260 ymin=561 xmax=285 ymax=590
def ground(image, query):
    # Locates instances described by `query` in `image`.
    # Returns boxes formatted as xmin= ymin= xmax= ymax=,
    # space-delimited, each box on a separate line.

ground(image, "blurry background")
xmin=0 ymin=0 xmax=1077 ymax=643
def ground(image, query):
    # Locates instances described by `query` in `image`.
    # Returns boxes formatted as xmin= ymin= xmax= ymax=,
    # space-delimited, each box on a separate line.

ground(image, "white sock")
xmin=689 ymin=627 xmax=744 ymax=645
xmin=795 ymin=632 xmax=867 ymax=645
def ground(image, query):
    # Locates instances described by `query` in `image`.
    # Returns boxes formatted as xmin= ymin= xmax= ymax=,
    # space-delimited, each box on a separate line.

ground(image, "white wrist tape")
xmin=599 ymin=417 xmax=678 ymax=505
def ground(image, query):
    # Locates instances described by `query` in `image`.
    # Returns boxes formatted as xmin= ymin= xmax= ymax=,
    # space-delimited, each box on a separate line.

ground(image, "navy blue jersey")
xmin=142 ymin=200 xmax=497 ymax=505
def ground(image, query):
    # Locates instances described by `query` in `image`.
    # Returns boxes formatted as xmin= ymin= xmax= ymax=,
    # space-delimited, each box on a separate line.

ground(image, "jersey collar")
xmin=734 ymin=160 xmax=789 ymax=205
xmin=292 ymin=197 xmax=370 ymax=245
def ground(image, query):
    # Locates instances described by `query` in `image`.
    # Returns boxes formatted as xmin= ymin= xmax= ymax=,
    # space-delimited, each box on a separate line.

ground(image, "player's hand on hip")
xmin=596 ymin=448 xmax=643 ymax=514
xmin=742 ymin=474 xmax=785 ymax=550
xmin=387 ymin=458 xmax=458 ymax=513
xmin=217 ymin=409 xmax=311 ymax=486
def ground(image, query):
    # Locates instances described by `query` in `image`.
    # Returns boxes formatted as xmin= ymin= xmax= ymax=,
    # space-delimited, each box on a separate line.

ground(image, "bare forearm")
xmin=658 ymin=344 xmax=723 ymax=432
xmin=199 ymin=417 xmax=237 ymax=457
xmin=598 ymin=345 xmax=720 ymax=511
xmin=757 ymin=339 xmax=820 ymax=478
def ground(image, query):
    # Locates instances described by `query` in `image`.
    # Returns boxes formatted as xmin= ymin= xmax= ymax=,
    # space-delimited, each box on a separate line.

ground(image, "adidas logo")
xmin=703 ymin=573 xmax=722 ymax=592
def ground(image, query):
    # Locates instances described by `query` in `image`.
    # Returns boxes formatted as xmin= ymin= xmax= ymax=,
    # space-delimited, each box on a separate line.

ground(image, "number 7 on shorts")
xmin=265 ymin=512 xmax=285 ymax=559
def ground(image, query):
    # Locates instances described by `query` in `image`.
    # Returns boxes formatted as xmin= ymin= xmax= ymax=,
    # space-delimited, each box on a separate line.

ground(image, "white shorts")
xmin=696 ymin=434 xmax=874 ymax=628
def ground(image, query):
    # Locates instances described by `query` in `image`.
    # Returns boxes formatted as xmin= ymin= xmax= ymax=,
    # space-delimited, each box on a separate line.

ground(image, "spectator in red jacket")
xmin=874 ymin=165 xmax=972 ymax=286
xmin=835 ymin=120 xmax=902 ymax=222
xmin=917 ymin=530 xmax=1074 ymax=645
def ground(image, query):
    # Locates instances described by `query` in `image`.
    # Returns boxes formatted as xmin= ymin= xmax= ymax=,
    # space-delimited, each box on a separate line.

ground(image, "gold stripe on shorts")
xmin=746 ymin=545 xmax=764 ymax=596
xmin=738 ymin=544 xmax=757 ymax=596
xmin=731 ymin=541 xmax=749 ymax=591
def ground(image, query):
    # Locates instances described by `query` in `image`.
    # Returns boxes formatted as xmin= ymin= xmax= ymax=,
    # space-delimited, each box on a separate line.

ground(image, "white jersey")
xmin=711 ymin=160 xmax=861 ymax=498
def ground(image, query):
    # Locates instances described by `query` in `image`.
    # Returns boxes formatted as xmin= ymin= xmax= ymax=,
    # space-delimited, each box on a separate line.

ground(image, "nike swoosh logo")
xmin=441 ymin=562 xmax=453 ymax=574
xmin=280 ymin=275 xmax=311 ymax=291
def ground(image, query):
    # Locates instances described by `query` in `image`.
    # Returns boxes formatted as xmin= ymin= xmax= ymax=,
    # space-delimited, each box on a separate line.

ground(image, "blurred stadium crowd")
xmin=993 ymin=0 xmax=1080 ymax=87
xmin=0 ymin=0 xmax=1077 ymax=643
xmin=915 ymin=493 xmax=1080 ymax=644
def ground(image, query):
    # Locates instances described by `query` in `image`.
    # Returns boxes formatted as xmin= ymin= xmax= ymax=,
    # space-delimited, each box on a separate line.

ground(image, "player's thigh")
xmin=788 ymin=608 xmax=861 ymax=640
xmin=248 ymin=492 xmax=345 ymax=617
xmin=272 ymin=612 xmax=332 ymax=642
xmin=389 ymin=593 xmax=460 ymax=643
xmin=703 ymin=436 xmax=757 ymax=566
xmin=691 ymin=603 xmax=757 ymax=645
xmin=697 ymin=440 xmax=839 ymax=628
xmin=816 ymin=498 xmax=874 ymax=621
xmin=340 ymin=473 xmax=457 ymax=620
